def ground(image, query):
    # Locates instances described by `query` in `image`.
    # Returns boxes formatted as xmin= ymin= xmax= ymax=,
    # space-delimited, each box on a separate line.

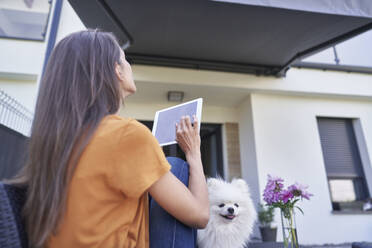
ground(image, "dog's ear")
xmin=231 ymin=178 xmax=249 ymax=194
xmin=207 ymin=178 xmax=220 ymax=189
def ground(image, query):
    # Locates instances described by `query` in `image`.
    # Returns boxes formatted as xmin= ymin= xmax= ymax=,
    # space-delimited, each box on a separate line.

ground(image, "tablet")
xmin=152 ymin=98 xmax=203 ymax=146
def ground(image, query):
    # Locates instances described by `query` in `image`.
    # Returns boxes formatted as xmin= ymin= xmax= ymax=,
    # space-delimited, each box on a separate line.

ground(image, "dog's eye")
xmin=234 ymin=203 xmax=239 ymax=207
xmin=219 ymin=203 xmax=225 ymax=208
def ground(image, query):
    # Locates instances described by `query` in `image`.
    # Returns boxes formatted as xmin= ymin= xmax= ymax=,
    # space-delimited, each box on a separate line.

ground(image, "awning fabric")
xmin=68 ymin=0 xmax=372 ymax=76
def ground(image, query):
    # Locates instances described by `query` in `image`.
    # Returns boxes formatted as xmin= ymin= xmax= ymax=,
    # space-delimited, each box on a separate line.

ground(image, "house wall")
xmin=119 ymin=102 xmax=239 ymax=123
xmin=0 ymin=0 xmax=85 ymax=113
xmin=238 ymin=95 xmax=261 ymax=211
xmin=0 ymin=35 xmax=44 ymax=110
xmin=250 ymin=93 xmax=372 ymax=244
xmin=131 ymin=65 xmax=372 ymax=100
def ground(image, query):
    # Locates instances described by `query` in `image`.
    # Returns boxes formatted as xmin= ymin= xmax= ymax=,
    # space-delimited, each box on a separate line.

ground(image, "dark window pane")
xmin=317 ymin=118 xmax=363 ymax=177
xmin=139 ymin=120 xmax=224 ymax=178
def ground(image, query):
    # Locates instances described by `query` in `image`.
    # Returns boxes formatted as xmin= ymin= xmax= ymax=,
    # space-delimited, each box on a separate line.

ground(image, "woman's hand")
xmin=175 ymin=115 xmax=201 ymax=161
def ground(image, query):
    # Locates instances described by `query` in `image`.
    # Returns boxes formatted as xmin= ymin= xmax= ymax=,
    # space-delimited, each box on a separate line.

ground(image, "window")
xmin=0 ymin=0 xmax=52 ymax=41
xmin=317 ymin=117 xmax=370 ymax=212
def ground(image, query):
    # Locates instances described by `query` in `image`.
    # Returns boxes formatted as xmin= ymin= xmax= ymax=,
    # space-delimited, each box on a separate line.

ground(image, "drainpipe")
xmin=41 ymin=0 xmax=63 ymax=76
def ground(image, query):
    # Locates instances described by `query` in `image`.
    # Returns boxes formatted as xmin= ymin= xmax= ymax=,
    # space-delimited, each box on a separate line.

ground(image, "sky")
xmin=303 ymin=30 xmax=372 ymax=68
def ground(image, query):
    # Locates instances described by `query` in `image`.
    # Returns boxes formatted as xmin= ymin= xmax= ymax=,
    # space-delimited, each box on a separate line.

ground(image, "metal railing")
xmin=0 ymin=89 xmax=33 ymax=136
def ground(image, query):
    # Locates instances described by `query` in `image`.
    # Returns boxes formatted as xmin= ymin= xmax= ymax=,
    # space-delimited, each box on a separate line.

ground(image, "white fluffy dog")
xmin=197 ymin=178 xmax=257 ymax=248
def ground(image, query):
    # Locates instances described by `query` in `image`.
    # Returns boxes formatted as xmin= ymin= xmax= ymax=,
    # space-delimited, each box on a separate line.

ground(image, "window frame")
xmin=0 ymin=1 xmax=53 ymax=42
xmin=316 ymin=116 xmax=371 ymax=212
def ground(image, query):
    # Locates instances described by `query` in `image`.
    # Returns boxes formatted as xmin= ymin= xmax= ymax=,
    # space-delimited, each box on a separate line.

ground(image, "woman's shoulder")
xmin=99 ymin=115 xmax=151 ymax=140
xmin=103 ymin=115 xmax=147 ymax=130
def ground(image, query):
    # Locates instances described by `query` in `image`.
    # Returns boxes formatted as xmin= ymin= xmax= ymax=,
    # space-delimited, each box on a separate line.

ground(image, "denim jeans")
xmin=149 ymin=157 xmax=197 ymax=248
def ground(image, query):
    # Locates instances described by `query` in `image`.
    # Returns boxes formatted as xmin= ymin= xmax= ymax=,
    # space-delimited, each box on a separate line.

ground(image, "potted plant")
xmin=258 ymin=203 xmax=277 ymax=242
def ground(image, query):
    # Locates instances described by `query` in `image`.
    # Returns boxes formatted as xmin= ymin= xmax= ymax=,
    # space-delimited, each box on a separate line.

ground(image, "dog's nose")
xmin=228 ymin=207 xmax=234 ymax=214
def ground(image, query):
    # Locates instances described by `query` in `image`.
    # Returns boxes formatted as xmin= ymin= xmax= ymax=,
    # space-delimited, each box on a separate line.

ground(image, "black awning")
xmin=68 ymin=0 xmax=372 ymax=76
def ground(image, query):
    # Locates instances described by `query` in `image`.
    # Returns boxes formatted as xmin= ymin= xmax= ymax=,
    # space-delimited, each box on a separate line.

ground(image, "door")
xmin=141 ymin=121 xmax=224 ymax=178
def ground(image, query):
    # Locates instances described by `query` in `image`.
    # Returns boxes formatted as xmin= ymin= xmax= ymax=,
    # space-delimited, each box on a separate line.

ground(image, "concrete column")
xmin=238 ymin=94 xmax=261 ymax=240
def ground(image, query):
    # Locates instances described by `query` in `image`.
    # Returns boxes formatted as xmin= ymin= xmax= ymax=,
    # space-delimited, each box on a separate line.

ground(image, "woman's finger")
xmin=185 ymin=115 xmax=192 ymax=130
xmin=193 ymin=115 xmax=199 ymax=132
xmin=175 ymin=122 xmax=180 ymax=141
xmin=179 ymin=116 xmax=185 ymax=132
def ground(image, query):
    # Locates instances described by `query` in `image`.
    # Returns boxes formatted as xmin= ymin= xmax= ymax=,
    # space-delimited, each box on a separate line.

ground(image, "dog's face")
xmin=208 ymin=178 xmax=252 ymax=224
xmin=215 ymin=201 xmax=240 ymax=221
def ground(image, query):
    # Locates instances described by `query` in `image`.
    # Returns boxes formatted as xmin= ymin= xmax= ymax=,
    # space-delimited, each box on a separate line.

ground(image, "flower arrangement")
xmin=263 ymin=175 xmax=312 ymax=212
xmin=262 ymin=175 xmax=313 ymax=248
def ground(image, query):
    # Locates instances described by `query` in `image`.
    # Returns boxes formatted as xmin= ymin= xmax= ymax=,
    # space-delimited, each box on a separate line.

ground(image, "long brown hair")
xmin=13 ymin=30 xmax=124 ymax=247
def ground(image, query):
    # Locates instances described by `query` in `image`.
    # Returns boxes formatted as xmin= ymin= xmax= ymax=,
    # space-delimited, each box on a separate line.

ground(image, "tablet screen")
xmin=152 ymin=98 xmax=202 ymax=146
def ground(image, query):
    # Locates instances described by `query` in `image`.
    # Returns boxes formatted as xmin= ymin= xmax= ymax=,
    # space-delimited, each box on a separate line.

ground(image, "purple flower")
xmin=288 ymin=183 xmax=313 ymax=200
xmin=280 ymin=190 xmax=293 ymax=203
xmin=263 ymin=175 xmax=285 ymax=205
xmin=262 ymin=175 xmax=312 ymax=213
xmin=263 ymin=190 xmax=281 ymax=205
xmin=266 ymin=175 xmax=284 ymax=191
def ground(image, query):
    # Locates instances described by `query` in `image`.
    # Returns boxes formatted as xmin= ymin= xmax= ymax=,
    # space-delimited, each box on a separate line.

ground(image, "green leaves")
xmin=258 ymin=204 xmax=275 ymax=226
xmin=295 ymin=206 xmax=304 ymax=215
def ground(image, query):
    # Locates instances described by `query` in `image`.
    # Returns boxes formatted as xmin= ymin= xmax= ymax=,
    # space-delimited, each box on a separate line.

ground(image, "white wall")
xmin=0 ymin=38 xmax=46 ymax=76
xmin=249 ymin=93 xmax=372 ymax=244
xmin=237 ymin=95 xmax=261 ymax=239
xmin=0 ymin=78 xmax=38 ymax=109
xmin=0 ymin=30 xmax=46 ymax=111
xmin=238 ymin=96 xmax=260 ymax=205
xmin=132 ymin=65 xmax=372 ymax=101
xmin=120 ymin=101 xmax=239 ymax=123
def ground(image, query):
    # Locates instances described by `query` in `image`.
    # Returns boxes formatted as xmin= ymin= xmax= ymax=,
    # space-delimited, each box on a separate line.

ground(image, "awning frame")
xmin=69 ymin=0 xmax=372 ymax=77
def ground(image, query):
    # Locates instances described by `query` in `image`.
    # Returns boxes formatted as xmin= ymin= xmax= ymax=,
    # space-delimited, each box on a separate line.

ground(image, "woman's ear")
xmin=115 ymin=62 xmax=124 ymax=82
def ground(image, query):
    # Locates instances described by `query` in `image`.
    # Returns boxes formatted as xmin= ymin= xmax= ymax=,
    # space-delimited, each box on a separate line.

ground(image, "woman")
xmin=15 ymin=30 xmax=209 ymax=247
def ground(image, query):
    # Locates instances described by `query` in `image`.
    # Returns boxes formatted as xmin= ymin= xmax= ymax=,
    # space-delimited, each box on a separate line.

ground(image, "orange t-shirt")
xmin=48 ymin=115 xmax=171 ymax=248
